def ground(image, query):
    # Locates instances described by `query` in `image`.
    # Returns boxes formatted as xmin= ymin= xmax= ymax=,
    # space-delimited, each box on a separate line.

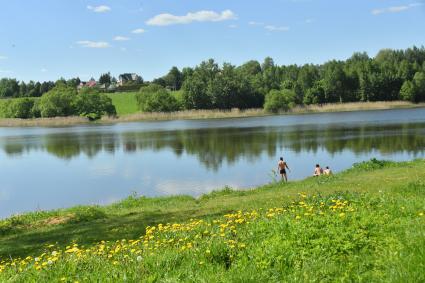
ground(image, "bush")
xmin=264 ymin=89 xmax=296 ymax=112
xmin=1 ymin=97 xmax=37 ymax=118
xmin=39 ymin=85 xmax=77 ymax=117
xmin=136 ymin=84 xmax=180 ymax=112
xmin=351 ymin=158 xmax=395 ymax=171
xmin=75 ymin=88 xmax=116 ymax=120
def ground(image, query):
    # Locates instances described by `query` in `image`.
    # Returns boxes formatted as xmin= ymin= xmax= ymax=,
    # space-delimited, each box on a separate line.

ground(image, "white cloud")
xmin=113 ymin=36 xmax=130 ymax=41
xmin=305 ymin=18 xmax=315 ymax=24
xmin=248 ymin=21 xmax=264 ymax=26
xmin=76 ymin=40 xmax=110 ymax=48
xmin=146 ymin=9 xmax=237 ymax=26
xmin=0 ymin=55 xmax=7 ymax=60
xmin=228 ymin=24 xmax=238 ymax=28
xmin=87 ymin=5 xmax=111 ymax=13
xmin=0 ymin=69 xmax=12 ymax=74
xmin=41 ymin=68 xmax=48 ymax=73
xmin=120 ymin=47 xmax=127 ymax=52
xmin=265 ymin=25 xmax=290 ymax=32
xmin=372 ymin=3 xmax=423 ymax=15
xmin=131 ymin=28 xmax=146 ymax=34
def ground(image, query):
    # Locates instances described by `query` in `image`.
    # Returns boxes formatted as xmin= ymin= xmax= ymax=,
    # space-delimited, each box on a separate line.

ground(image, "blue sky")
xmin=0 ymin=0 xmax=424 ymax=82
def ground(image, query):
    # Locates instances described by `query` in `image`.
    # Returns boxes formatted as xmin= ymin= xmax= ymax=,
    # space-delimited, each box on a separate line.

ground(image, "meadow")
xmin=106 ymin=92 xmax=139 ymax=116
xmin=0 ymin=159 xmax=424 ymax=282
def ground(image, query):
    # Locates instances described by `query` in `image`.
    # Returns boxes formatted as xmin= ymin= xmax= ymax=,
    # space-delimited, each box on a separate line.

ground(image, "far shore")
xmin=0 ymin=101 xmax=424 ymax=127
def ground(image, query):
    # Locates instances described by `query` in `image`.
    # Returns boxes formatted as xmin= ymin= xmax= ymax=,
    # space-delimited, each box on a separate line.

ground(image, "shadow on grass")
xmin=0 ymin=208 xmax=227 ymax=259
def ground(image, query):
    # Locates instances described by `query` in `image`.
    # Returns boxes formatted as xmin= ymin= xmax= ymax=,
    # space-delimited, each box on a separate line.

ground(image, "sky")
xmin=0 ymin=0 xmax=424 ymax=82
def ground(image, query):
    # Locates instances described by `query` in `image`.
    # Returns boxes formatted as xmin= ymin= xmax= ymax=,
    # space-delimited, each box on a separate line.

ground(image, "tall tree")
xmin=99 ymin=72 xmax=112 ymax=85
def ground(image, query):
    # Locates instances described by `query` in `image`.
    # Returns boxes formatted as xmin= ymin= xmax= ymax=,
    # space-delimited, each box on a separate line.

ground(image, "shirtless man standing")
xmin=278 ymin=157 xmax=290 ymax=182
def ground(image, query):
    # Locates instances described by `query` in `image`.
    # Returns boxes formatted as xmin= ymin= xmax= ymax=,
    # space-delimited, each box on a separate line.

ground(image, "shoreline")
xmin=0 ymin=158 xmax=422 ymax=221
xmin=0 ymin=101 xmax=424 ymax=127
xmin=0 ymin=158 xmax=424 ymax=259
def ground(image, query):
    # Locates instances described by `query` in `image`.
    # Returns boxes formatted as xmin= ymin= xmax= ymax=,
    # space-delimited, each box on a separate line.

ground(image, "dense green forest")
xmin=1 ymin=46 xmax=425 ymax=118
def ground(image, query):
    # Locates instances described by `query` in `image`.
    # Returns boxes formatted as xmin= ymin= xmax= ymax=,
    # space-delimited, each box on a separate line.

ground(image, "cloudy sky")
xmin=0 ymin=0 xmax=424 ymax=82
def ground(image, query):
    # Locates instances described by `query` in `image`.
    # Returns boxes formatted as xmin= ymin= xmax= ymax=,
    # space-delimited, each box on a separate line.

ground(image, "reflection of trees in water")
xmin=1 ymin=123 xmax=424 ymax=169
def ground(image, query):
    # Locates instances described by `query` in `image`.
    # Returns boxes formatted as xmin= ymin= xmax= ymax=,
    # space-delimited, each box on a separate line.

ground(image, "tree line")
xmin=145 ymin=46 xmax=425 ymax=112
xmin=0 ymin=83 xmax=116 ymax=119
xmin=1 ymin=46 xmax=425 ymax=117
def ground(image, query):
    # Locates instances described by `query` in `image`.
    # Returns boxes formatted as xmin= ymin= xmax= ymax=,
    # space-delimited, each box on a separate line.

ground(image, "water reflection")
xmin=1 ymin=123 xmax=424 ymax=170
xmin=1 ymin=108 xmax=425 ymax=218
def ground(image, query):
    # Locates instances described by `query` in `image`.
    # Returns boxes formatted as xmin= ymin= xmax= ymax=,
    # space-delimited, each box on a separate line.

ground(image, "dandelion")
xmin=136 ymin=256 xmax=143 ymax=262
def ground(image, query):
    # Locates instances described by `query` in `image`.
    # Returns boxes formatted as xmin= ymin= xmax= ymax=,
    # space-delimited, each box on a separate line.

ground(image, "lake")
xmin=1 ymin=108 xmax=424 ymax=218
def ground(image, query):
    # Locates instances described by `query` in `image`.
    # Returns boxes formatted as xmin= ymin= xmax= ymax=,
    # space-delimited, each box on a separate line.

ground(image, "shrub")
xmin=136 ymin=84 xmax=180 ymax=112
xmin=75 ymin=88 xmax=116 ymax=120
xmin=39 ymin=85 xmax=77 ymax=117
xmin=351 ymin=158 xmax=395 ymax=171
xmin=1 ymin=97 xmax=37 ymax=118
xmin=264 ymin=89 xmax=296 ymax=112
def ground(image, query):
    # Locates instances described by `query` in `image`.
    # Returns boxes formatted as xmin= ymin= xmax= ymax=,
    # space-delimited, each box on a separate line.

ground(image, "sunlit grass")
xmin=0 ymin=159 xmax=424 ymax=281
xmin=106 ymin=92 xmax=139 ymax=116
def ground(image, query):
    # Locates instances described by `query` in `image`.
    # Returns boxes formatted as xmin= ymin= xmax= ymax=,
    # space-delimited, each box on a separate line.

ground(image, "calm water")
xmin=1 ymin=108 xmax=425 ymax=218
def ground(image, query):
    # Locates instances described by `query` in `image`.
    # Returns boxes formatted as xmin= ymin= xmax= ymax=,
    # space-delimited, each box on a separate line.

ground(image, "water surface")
xmin=1 ymin=108 xmax=424 ymax=218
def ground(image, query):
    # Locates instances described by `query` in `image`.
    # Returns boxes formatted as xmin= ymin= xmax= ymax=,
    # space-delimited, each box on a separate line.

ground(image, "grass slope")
xmin=0 ymin=159 xmax=424 ymax=282
xmin=106 ymin=92 xmax=139 ymax=116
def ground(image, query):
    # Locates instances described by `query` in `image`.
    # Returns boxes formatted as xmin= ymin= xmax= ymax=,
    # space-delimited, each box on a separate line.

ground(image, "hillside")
xmin=0 ymin=159 xmax=424 ymax=282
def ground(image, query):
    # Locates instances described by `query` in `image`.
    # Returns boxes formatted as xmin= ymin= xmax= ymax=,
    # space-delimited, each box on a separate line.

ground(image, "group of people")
xmin=313 ymin=164 xmax=332 ymax=177
xmin=277 ymin=157 xmax=332 ymax=182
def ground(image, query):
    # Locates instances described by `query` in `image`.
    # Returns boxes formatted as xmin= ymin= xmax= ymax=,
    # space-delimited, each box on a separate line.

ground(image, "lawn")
xmin=0 ymin=159 xmax=424 ymax=282
xmin=107 ymin=92 xmax=139 ymax=116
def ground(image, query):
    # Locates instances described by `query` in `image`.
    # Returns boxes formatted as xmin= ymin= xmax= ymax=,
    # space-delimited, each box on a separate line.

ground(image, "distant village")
xmin=77 ymin=73 xmax=142 ymax=92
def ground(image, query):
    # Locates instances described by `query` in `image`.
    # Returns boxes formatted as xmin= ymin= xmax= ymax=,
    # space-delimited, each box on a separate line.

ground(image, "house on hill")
xmin=77 ymin=78 xmax=97 ymax=90
xmin=118 ymin=73 xmax=141 ymax=86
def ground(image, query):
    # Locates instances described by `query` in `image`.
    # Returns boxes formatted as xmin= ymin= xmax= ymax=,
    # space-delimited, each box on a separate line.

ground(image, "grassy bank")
xmin=106 ymin=92 xmax=139 ymax=116
xmin=0 ymin=159 xmax=424 ymax=282
xmin=0 ymin=98 xmax=424 ymax=127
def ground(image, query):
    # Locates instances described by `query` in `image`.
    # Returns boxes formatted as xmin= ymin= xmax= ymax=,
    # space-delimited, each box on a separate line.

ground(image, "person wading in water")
xmin=278 ymin=157 xmax=290 ymax=182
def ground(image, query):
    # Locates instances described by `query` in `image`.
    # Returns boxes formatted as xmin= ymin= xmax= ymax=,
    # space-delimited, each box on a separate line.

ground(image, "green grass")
xmin=0 ymin=159 xmax=424 ymax=282
xmin=106 ymin=92 xmax=139 ymax=116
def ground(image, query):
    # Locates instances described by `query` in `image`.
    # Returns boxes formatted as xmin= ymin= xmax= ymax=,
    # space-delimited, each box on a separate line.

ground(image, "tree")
xmin=39 ymin=85 xmax=77 ymax=117
xmin=264 ymin=89 xmax=296 ymax=112
xmin=412 ymin=71 xmax=425 ymax=102
xmin=19 ymin=81 xmax=27 ymax=97
xmin=238 ymin=60 xmax=262 ymax=76
xmin=67 ymin=77 xmax=81 ymax=87
xmin=304 ymin=80 xmax=326 ymax=105
xmin=75 ymin=88 xmax=116 ymax=119
xmin=0 ymin=78 xmax=19 ymax=97
xmin=400 ymin=80 xmax=415 ymax=102
xmin=99 ymin=72 xmax=112 ymax=85
xmin=136 ymin=84 xmax=180 ymax=112
xmin=181 ymin=59 xmax=219 ymax=109
xmin=163 ymin=66 xmax=183 ymax=90
xmin=2 ymin=98 xmax=36 ymax=118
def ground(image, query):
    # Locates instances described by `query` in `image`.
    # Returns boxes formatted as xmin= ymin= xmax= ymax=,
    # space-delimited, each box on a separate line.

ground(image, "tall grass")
xmin=102 ymin=108 xmax=267 ymax=122
xmin=290 ymin=101 xmax=424 ymax=113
